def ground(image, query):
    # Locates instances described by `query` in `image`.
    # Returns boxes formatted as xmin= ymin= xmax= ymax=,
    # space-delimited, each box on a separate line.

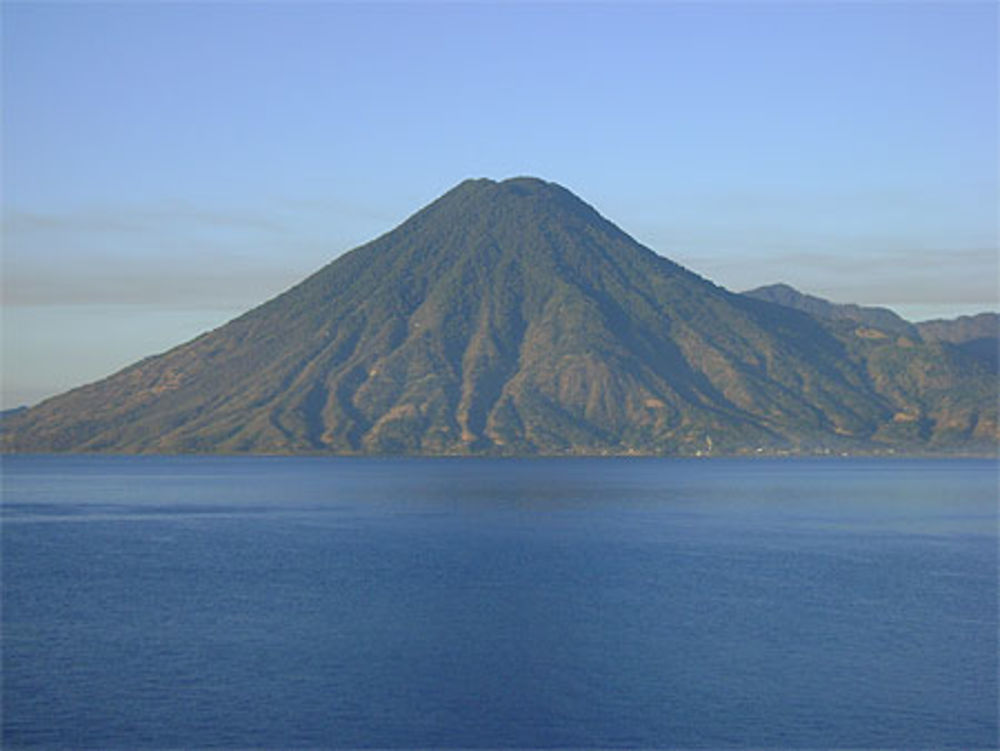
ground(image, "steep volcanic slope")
xmin=4 ymin=178 xmax=996 ymax=454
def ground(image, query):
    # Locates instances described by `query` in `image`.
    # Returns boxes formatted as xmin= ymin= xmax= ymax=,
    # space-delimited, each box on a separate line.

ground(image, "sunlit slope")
xmin=4 ymin=178 xmax=996 ymax=454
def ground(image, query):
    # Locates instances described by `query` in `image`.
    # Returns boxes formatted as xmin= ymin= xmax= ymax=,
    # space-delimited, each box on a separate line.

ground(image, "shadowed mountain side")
xmin=4 ymin=178 xmax=997 ymax=454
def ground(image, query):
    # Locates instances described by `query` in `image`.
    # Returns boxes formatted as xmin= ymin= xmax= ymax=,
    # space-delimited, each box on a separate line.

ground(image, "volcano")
xmin=4 ymin=177 xmax=996 ymax=454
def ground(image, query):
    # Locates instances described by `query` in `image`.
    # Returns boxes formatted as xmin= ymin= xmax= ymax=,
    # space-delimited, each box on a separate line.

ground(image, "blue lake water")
xmin=2 ymin=456 xmax=997 ymax=749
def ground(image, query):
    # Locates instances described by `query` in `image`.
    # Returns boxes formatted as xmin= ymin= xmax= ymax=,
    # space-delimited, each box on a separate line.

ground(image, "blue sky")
xmin=2 ymin=1 xmax=997 ymax=408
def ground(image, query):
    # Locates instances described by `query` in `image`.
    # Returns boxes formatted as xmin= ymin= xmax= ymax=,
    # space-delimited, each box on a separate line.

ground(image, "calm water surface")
xmin=2 ymin=456 xmax=997 ymax=749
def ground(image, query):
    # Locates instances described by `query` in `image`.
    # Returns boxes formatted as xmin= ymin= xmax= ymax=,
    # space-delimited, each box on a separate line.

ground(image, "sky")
xmin=2 ymin=1 xmax=998 ymax=408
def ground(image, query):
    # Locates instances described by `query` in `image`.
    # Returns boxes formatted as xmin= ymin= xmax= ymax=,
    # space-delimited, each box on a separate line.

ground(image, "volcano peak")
xmin=4 ymin=179 xmax=996 ymax=455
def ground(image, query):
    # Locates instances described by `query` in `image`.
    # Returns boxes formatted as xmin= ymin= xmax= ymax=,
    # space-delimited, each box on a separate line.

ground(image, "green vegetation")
xmin=3 ymin=178 xmax=997 ymax=455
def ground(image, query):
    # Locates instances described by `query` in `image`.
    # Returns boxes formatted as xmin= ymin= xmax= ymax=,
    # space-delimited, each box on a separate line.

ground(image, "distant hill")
xmin=744 ymin=284 xmax=998 ymax=375
xmin=916 ymin=313 xmax=999 ymax=375
xmin=743 ymin=283 xmax=917 ymax=336
xmin=4 ymin=178 xmax=997 ymax=455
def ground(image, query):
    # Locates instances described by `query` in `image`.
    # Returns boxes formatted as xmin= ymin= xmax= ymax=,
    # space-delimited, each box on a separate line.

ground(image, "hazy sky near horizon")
xmin=2 ymin=1 xmax=998 ymax=408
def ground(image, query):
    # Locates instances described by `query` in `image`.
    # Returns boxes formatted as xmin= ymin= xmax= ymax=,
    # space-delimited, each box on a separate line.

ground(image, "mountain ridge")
xmin=4 ymin=178 xmax=997 ymax=455
xmin=743 ymin=283 xmax=917 ymax=336
xmin=743 ymin=282 xmax=999 ymax=376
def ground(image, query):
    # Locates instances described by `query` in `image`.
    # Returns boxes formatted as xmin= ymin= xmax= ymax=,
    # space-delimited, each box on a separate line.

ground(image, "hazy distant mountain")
xmin=744 ymin=283 xmax=998 ymax=376
xmin=4 ymin=178 xmax=996 ymax=455
xmin=917 ymin=312 xmax=998 ymax=341
xmin=917 ymin=313 xmax=999 ymax=376
xmin=743 ymin=283 xmax=917 ymax=337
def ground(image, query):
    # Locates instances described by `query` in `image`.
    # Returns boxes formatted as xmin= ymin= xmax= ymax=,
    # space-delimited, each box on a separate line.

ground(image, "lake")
xmin=2 ymin=456 xmax=997 ymax=749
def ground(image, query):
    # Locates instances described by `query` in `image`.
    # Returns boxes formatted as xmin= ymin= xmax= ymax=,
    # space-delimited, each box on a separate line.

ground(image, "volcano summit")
xmin=4 ymin=178 xmax=996 ymax=454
